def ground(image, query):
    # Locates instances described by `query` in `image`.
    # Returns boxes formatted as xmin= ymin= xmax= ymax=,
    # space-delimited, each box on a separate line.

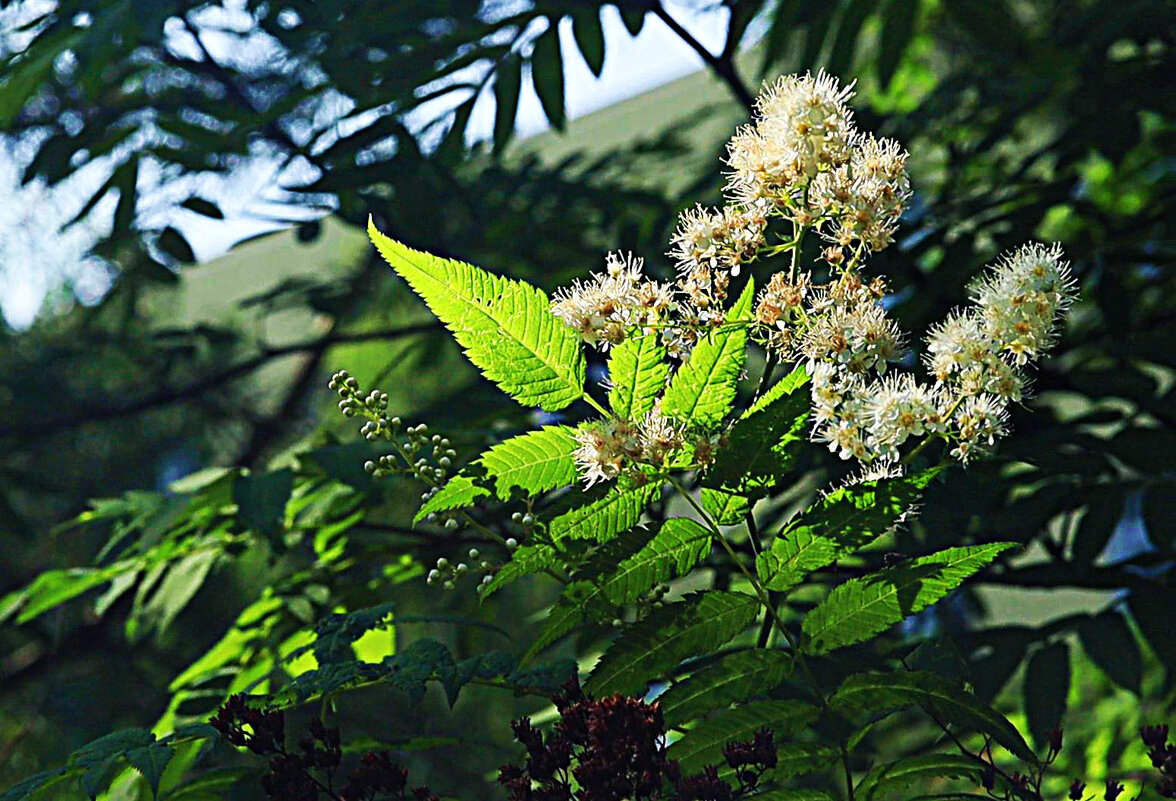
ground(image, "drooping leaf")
xmin=549 ymin=479 xmax=660 ymax=542
xmin=768 ymin=744 xmax=842 ymax=784
xmin=571 ymin=10 xmax=606 ymax=76
xmin=414 ymin=476 xmax=490 ymax=524
xmin=829 ymin=670 xmax=1036 ymax=764
xmin=666 ymin=700 xmax=820 ymax=774
xmin=233 ymin=469 xmax=293 ymax=536
xmin=661 ymin=280 xmax=754 ymax=427
xmin=876 ymin=0 xmax=920 ymax=89
xmin=586 ymin=591 xmax=760 ymax=696
xmin=493 ymin=53 xmax=523 ymax=155
xmin=129 ymin=549 xmax=220 ymax=642
xmin=802 ymin=543 xmax=1014 ymax=654
xmin=658 ymin=649 xmax=794 ymax=726
xmin=531 ymin=22 xmax=566 ymax=130
xmin=856 ymin=754 xmax=981 ymax=800
xmin=607 ymin=334 xmax=670 ymax=419
xmin=1128 ymin=587 xmax=1176 ymax=674
xmin=311 ymin=603 xmax=396 ymax=664
xmin=369 ymin=222 xmax=585 ymax=411
xmin=758 ymin=469 xmax=940 ymax=594
xmin=1024 ymin=642 xmax=1069 ymax=748
xmin=479 ymin=426 xmax=577 ymax=500
xmin=1077 ymin=611 xmax=1142 ymax=695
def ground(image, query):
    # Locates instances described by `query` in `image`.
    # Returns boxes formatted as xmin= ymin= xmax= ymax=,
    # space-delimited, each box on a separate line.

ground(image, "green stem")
xmin=666 ymin=472 xmax=856 ymax=800
xmin=582 ymin=393 xmax=609 ymax=417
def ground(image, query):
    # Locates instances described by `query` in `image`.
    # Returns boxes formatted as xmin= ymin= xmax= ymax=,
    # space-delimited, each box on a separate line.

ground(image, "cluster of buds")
xmin=427 ymin=549 xmax=500 ymax=592
xmin=331 ymin=370 xmax=459 ymax=485
xmin=209 ymin=694 xmax=437 ymax=801
xmin=550 ymin=253 xmax=675 ymax=350
xmin=498 ymin=677 xmax=777 ymax=801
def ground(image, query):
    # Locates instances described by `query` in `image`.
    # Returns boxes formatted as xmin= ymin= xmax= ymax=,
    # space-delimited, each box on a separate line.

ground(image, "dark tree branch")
xmin=0 ymin=324 xmax=442 ymax=442
xmin=649 ymin=1 xmax=756 ymax=113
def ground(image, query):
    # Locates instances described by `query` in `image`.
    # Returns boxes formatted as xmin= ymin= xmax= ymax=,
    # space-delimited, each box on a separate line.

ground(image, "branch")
xmin=0 ymin=324 xmax=442 ymax=441
xmin=649 ymin=2 xmax=756 ymax=113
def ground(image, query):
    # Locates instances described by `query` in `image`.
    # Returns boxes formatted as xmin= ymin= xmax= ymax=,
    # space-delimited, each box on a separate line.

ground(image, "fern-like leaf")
xmin=830 ymin=670 xmax=1036 ymax=764
xmin=479 ymin=426 xmax=578 ymax=500
xmin=549 ymin=480 xmax=660 ymax=542
xmin=607 ymin=333 xmax=670 ymax=418
xmin=756 ymin=469 xmax=940 ymax=593
xmin=521 ymin=519 xmax=711 ymax=662
xmin=666 ymin=700 xmax=820 ymax=774
xmin=661 ymin=279 xmax=754 ymax=426
xmin=369 ymin=221 xmax=585 ymax=410
xmin=413 ymin=476 xmax=489 ymax=524
xmin=704 ymin=364 xmax=809 ymax=495
xmin=802 ymin=543 xmax=1015 ymax=654
xmin=658 ymin=649 xmax=794 ymax=726
xmin=480 ymin=543 xmax=561 ymax=599
xmin=585 ymin=591 xmax=759 ymax=696
xmin=855 ymin=754 xmax=982 ymax=800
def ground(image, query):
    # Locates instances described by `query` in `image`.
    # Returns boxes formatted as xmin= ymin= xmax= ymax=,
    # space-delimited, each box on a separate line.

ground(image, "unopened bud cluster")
xmin=329 ymin=371 xmax=460 ymax=486
xmin=427 ymin=548 xmax=504 ymax=592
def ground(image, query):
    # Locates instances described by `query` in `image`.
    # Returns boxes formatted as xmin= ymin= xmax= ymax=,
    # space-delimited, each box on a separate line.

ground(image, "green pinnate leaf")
xmin=856 ymin=754 xmax=981 ymax=800
xmin=414 ymin=476 xmax=490 ymax=524
xmin=481 ymin=543 xmax=561 ymax=599
xmin=757 ymin=468 xmax=940 ymax=594
xmin=751 ymin=793 xmax=836 ymax=801
xmin=549 ymin=479 xmax=661 ymax=542
xmin=802 ymin=543 xmax=1014 ymax=655
xmin=523 ymin=519 xmax=711 ymax=662
xmin=607 ymin=333 xmax=669 ymax=419
xmin=585 ymin=591 xmax=759 ymax=696
xmin=233 ymin=468 xmax=293 ymax=535
xmin=830 ymin=670 xmax=1036 ymax=764
xmin=596 ymin=518 xmax=711 ymax=605
xmin=701 ymin=487 xmax=750 ymax=526
xmin=658 ymin=649 xmax=794 ymax=726
xmin=479 ymin=426 xmax=577 ymax=500
xmin=369 ymin=221 xmax=585 ymax=411
xmin=666 ymin=699 xmax=820 ymax=774
xmin=125 ymin=744 xmax=174 ymax=799
xmin=661 ymin=279 xmax=754 ymax=427
xmin=521 ymin=580 xmax=614 ymax=663
xmin=705 ymin=364 xmax=809 ymax=495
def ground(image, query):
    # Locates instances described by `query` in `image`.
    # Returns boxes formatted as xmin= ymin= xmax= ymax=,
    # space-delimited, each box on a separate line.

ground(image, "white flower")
xmin=969 ymin=243 xmax=1076 ymax=364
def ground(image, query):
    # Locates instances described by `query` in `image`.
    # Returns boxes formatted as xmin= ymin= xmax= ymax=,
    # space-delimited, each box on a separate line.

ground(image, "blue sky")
xmin=0 ymin=3 xmax=736 ymax=329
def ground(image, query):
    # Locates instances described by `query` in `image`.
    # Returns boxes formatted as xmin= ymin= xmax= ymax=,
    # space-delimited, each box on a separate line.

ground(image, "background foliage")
xmin=0 ymin=0 xmax=1171 ymax=798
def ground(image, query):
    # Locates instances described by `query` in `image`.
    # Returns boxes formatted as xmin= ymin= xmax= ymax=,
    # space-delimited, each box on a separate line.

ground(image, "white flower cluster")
xmin=545 ymin=72 xmax=1076 ymax=487
xmin=726 ymin=71 xmax=910 ymax=256
xmin=800 ymin=244 xmax=1074 ymax=465
xmin=550 ymin=253 xmax=674 ymax=350
xmin=572 ymin=410 xmax=687 ymax=487
xmin=727 ymin=71 xmax=857 ymax=205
